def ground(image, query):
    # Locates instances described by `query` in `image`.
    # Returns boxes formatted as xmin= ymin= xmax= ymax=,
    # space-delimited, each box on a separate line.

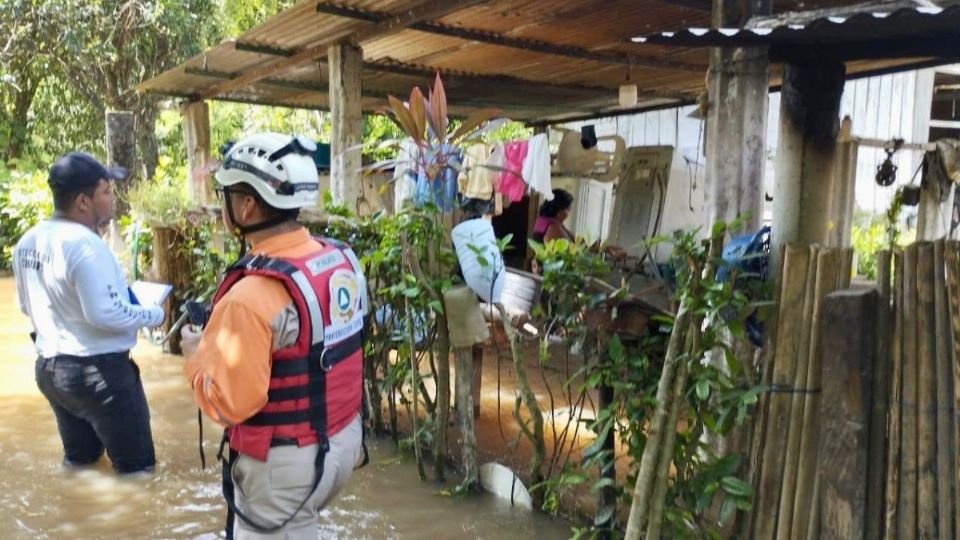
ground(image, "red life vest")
xmin=211 ymin=237 xmax=366 ymax=462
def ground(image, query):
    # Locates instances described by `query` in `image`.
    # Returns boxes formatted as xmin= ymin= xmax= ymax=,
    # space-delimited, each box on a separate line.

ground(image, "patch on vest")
xmin=325 ymin=269 xmax=364 ymax=346
xmin=305 ymin=250 xmax=346 ymax=276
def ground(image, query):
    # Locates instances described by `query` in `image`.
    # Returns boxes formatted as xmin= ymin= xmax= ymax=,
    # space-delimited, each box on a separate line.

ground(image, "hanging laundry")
xmin=414 ymin=144 xmax=461 ymax=213
xmin=497 ymin=140 xmax=528 ymax=203
xmin=393 ymin=138 xmax=420 ymax=213
xmin=459 ymin=143 xmax=495 ymax=200
xmin=521 ymin=133 xmax=553 ymax=201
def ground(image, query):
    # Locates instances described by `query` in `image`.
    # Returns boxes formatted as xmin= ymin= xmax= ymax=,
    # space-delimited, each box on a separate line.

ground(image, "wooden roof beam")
xmin=656 ymin=0 xmax=712 ymax=12
xmin=315 ymin=2 xmax=705 ymax=73
xmin=187 ymin=63 xmax=653 ymax=112
xmin=198 ymin=0 xmax=488 ymax=99
xmin=232 ymin=43 xmax=691 ymax=101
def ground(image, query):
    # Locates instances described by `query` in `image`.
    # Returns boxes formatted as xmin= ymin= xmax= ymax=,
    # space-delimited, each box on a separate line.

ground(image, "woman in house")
xmin=531 ymin=188 xmax=626 ymax=271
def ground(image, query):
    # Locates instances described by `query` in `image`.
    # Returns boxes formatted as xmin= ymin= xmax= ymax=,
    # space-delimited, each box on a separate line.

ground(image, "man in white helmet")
xmin=181 ymin=133 xmax=367 ymax=539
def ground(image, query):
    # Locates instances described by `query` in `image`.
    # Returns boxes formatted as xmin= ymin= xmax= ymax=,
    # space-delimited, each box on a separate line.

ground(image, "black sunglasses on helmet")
xmin=268 ymin=135 xmax=317 ymax=162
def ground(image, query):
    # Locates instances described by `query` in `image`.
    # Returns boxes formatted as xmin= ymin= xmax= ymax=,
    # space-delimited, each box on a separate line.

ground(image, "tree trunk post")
xmin=182 ymin=100 xmax=213 ymax=206
xmin=329 ymin=43 xmax=363 ymax=210
xmin=106 ymin=110 xmax=136 ymax=216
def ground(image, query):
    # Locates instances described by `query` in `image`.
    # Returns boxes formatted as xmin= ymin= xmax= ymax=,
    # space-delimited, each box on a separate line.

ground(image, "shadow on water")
xmin=0 ymin=278 xmax=571 ymax=539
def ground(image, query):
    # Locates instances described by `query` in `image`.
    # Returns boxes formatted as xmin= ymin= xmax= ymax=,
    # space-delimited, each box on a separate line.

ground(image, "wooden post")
xmin=829 ymin=117 xmax=859 ymax=248
xmin=869 ymin=250 xmax=893 ymax=540
xmin=787 ymin=248 xmax=841 ymax=540
xmin=898 ymin=244 xmax=919 ymax=540
xmin=818 ymin=288 xmax=878 ymax=540
xmin=182 ymin=101 xmax=212 ymax=205
xmin=944 ymin=241 xmax=960 ymax=540
xmin=105 ymin=110 xmax=136 ymax=216
xmin=916 ymin=243 xmax=938 ymax=537
xmin=703 ymin=0 xmax=771 ymax=232
xmin=932 ymin=240 xmax=955 ymax=540
xmin=454 ymin=346 xmax=479 ymax=490
xmin=329 ymin=43 xmax=363 ymax=210
xmin=883 ymin=250 xmax=905 ymax=540
xmin=152 ymin=226 xmax=191 ymax=354
xmin=752 ymin=244 xmax=812 ymax=539
xmin=770 ymin=62 xmax=846 ymax=269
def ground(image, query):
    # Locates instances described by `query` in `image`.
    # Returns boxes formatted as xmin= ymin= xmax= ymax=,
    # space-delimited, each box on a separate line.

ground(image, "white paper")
xmin=130 ymin=280 xmax=173 ymax=308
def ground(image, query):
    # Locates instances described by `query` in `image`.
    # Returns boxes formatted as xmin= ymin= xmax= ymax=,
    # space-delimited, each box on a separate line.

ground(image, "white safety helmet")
xmin=215 ymin=132 xmax=319 ymax=210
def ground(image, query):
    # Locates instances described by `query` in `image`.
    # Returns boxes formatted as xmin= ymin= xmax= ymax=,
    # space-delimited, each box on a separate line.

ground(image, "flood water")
xmin=0 ymin=278 xmax=572 ymax=539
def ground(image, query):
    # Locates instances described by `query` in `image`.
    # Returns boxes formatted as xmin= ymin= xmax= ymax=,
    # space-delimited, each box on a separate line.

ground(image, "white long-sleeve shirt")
xmin=13 ymin=219 xmax=164 ymax=357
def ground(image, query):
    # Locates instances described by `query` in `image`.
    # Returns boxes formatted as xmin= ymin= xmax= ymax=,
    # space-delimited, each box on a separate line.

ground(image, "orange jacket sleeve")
xmin=183 ymin=299 xmax=272 ymax=426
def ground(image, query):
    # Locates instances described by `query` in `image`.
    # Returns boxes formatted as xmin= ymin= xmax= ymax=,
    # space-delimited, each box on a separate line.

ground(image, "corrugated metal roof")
xmin=631 ymin=4 xmax=960 ymax=62
xmin=137 ymin=0 xmax=934 ymax=122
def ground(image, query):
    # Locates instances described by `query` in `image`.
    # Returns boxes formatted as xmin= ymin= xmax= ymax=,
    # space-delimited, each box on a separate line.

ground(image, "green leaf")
xmin=593 ymin=505 xmax=615 ymax=527
xmin=696 ymin=379 xmax=710 ymax=401
xmin=720 ymin=498 xmax=735 ymax=524
xmin=720 ymin=476 xmax=753 ymax=497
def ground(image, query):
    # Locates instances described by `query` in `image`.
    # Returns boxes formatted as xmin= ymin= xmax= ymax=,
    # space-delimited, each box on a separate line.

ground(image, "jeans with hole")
xmin=35 ymin=352 xmax=156 ymax=473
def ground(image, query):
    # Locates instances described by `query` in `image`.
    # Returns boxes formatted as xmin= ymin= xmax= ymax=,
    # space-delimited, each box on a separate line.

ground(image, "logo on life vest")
xmin=329 ymin=269 xmax=361 ymax=326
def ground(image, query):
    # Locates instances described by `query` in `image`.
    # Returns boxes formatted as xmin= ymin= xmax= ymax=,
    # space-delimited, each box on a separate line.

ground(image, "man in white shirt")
xmin=14 ymin=152 xmax=165 ymax=473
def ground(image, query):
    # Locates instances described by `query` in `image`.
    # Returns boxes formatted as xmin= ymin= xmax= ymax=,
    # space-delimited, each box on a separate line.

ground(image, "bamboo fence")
xmin=750 ymin=241 xmax=960 ymax=539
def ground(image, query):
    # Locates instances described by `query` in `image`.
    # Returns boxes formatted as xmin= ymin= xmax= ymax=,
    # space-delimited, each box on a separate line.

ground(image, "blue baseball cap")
xmin=48 ymin=152 xmax=128 ymax=191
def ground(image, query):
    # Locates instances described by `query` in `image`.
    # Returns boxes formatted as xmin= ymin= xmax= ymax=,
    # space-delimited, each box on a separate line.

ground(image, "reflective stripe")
xmin=341 ymin=247 xmax=367 ymax=314
xmin=289 ymin=270 xmax=324 ymax=346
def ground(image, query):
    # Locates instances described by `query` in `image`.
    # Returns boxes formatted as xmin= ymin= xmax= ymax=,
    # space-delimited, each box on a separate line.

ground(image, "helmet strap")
xmin=224 ymin=193 xmax=295 ymax=256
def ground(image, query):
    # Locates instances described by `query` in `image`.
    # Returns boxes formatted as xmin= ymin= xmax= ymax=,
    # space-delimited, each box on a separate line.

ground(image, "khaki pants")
xmin=232 ymin=414 xmax=363 ymax=540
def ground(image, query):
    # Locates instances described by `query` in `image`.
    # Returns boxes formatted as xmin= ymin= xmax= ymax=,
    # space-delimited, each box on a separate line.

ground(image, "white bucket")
xmin=451 ymin=218 xmax=505 ymax=304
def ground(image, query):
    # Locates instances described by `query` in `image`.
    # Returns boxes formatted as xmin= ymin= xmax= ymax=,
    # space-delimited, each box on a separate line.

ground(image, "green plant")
xmin=371 ymin=73 xmax=501 ymax=212
xmin=525 ymin=223 xmax=767 ymax=538
xmin=127 ymin=156 xmax=190 ymax=228
xmin=851 ymin=191 xmax=915 ymax=279
xmin=0 ymin=162 xmax=52 ymax=269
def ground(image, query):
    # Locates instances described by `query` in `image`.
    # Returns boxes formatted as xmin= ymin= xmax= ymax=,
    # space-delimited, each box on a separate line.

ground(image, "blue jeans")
xmin=35 ymin=352 xmax=156 ymax=473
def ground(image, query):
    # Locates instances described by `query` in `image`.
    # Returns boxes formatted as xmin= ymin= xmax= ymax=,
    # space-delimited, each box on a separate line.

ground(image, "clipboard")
xmin=130 ymin=280 xmax=173 ymax=308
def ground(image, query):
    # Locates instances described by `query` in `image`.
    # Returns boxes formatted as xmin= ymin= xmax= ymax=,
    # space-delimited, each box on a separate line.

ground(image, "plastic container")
xmin=452 ymin=218 xmax=505 ymax=304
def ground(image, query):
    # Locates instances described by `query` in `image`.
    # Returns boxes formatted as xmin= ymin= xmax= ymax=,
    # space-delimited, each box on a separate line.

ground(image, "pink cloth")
xmin=497 ymin=141 xmax=528 ymax=202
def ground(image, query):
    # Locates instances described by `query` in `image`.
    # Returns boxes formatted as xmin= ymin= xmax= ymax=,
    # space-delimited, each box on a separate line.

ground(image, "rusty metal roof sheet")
xmin=137 ymin=0 xmax=938 ymax=123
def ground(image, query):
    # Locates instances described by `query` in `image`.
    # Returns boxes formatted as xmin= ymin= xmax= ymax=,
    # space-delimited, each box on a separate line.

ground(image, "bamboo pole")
xmin=943 ymin=241 xmax=960 ymax=540
xmin=884 ymin=250 xmax=905 ymax=539
xmin=898 ymin=244 xmax=919 ymax=540
xmin=645 ymin=331 xmax=694 ymax=540
xmin=775 ymin=245 xmax=821 ymax=540
xmin=646 ymin=237 xmax=717 ymax=540
xmin=405 ymin=298 xmax=427 ymax=480
xmin=869 ymin=249 xmax=893 ymax=540
xmin=917 ymin=243 xmax=938 ymax=538
xmin=624 ymin=307 xmax=692 ymax=538
xmin=740 ymin=245 xmax=786 ymax=539
xmin=791 ymin=248 xmax=842 ymax=540
xmin=496 ymin=304 xmax=546 ymax=504
xmin=752 ymin=245 xmax=813 ymax=539
xmin=933 ymin=240 xmax=955 ymax=540
xmin=839 ymin=247 xmax=854 ymax=289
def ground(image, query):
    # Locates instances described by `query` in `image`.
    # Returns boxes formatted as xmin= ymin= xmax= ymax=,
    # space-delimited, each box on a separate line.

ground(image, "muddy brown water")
xmin=0 ymin=278 xmax=571 ymax=539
